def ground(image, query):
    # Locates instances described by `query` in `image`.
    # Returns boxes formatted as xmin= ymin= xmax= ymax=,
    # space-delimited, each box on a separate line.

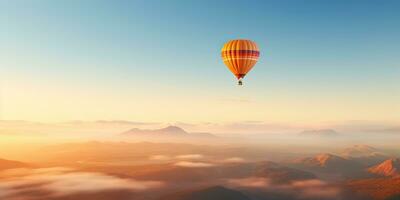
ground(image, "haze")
xmin=1 ymin=1 xmax=399 ymax=200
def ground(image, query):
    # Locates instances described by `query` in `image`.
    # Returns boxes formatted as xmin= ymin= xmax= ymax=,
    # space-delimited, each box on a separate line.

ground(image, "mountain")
xmin=122 ymin=126 xmax=188 ymax=136
xmin=288 ymin=153 xmax=364 ymax=178
xmin=253 ymin=161 xmax=316 ymax=183
xmin=121 ymin=126 xmax=215 ymax=138
xmin=339 ymin=145 xmax=388 ymax=167
xmin=341 ymin=145 xmax=380 ymax=157
xmin=0 ymin=158 xmax=29 ymax=170
xmin=368 ymin=158 xmax=400 ymax=177
xmin=189 ymin=132 xmax=216 ymax=137
xmin=298 ymin=129 xmax=339 ymax=137
xmin=159 ymin=186 xmax=251 ymax=200
xmin=291 ymin=153 xmax=356 ymax=168
xmin=352 ymin=152 xmax=389 ymax=167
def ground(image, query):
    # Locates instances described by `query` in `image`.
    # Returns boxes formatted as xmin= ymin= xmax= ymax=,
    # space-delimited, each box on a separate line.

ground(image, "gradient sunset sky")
xmin=1 ymin=0 xmax=399 ymax=124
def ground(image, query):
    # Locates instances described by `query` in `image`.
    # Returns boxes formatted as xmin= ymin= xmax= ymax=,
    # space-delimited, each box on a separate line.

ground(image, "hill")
xmin=368 ymin=158 xmax=400 ymax=177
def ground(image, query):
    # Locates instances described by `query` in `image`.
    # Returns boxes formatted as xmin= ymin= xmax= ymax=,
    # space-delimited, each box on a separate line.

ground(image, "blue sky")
xmin=1 ymin=0 xmax=399 ymax=123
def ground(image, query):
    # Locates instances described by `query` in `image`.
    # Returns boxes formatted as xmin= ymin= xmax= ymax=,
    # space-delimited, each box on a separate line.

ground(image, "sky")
xmin=1 ymin=0 xmax=399 ymax=125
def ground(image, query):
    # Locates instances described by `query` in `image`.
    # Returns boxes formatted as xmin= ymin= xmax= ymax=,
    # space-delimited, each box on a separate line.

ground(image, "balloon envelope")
xmin=221 ymin=39 xmax=260 ymax=84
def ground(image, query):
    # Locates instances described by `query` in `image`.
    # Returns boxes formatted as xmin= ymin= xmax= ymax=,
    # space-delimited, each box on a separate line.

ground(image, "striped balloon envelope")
xmin=221 ymin=39 xmax=260 ymax=85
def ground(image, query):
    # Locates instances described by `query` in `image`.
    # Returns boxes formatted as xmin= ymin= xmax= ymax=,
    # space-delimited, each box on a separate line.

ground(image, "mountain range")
xmin=291 ymin=153 xmax=361 ymax=169
xmin=121 ymin=126 xmax=216 ymax=138
xmin=298 ymin=129 xmax=339 ymax=137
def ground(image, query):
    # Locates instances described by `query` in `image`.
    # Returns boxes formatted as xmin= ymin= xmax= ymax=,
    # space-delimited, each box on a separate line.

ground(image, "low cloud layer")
xmin=174 ymin=161 xmax=215 ymax=168
xmin=290 ymin=179 xmax=340 ymax=199
xmin=226 ymin=178 xmax=345 ymax=200
xmin=221 ymin=157 xmax=246 ymax=163
xmin=0 ymin=168 xmax=163 ymax=199
xmin=149 ymin=154 xmax=206 ymax=161
xmin=175 ymin=154 xmax=204 ymax=159
xmin=149 ymin=155 xmax=171 ymax=161
xmin=227 ymin=177 xmax=270 ymax=188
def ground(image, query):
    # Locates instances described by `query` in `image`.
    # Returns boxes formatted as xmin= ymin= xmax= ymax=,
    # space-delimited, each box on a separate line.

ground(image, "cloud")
xmin=365 ymin=127 xmax=400 ymax=134
xmin=224 ymin=121 xmax=301 ymax=133
xmin=0 ymin=167 xmax=73 ymax=178
xmin=175 ymin=154 xmax=204 ymax=159
xmin=175 ymin=120 xmax=400 ymax=135
xmin=174 ymin=161 xmax=215 ymax=168
xmin=227 ymin=177 xmax=270 ymax=188
xmin=323 ymin=120 xmax=400 ymax=133
xmin=149 ymin=155 xmax=171 ymax=161
xmin=290 ymin=179 xmax=327 ymax=188
xmin=221 ymin=157 xmax=246 ymax=163
xmin=290 ymin=179 xmax=340 ymax=199
xmin=47 ymin=173 xmax=161 ymax=194
xmin=150 ymin=154 xmax=206 ymax=161
xmin=225 ymin=178 xmax=345 ymax=200
xmin=0 ymin=168 xmax=163 ymax=199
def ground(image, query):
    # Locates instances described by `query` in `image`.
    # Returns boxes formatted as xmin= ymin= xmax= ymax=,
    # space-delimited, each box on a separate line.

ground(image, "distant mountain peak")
xmin=160 ymin=125 xmax=186 ymax=132
xmin=313 ymin=153 xmax=347 ymax=166
xmin=122 ymin=126 xmax=188 ymax=136
xmin=299 ymin=129 xmax=339 ymax=137
xmin=315 ymin=153 xmax=336 ymax=161
xmin=341 ymin=144 xmax=380 ymax=157
xmin=121 ymin=126 xmax=215 ymax=138
xmin=368 ymin=158 xmax=400 ymax=177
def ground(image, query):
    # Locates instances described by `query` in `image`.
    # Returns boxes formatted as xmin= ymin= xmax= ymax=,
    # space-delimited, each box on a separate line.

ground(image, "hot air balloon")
xmin=221 ymin=39 xmax=260 ymax=85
